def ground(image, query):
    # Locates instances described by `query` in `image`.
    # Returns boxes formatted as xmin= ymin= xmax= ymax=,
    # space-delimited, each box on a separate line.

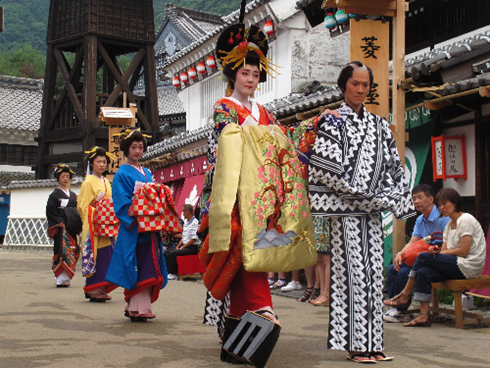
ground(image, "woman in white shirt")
xmin=384 ymin=187 xmax=486 ymax=327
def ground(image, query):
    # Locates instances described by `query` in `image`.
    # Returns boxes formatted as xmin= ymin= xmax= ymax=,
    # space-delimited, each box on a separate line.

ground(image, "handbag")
xmin=402 ymin=231 xmax=444 ymax=267
xmin=129 ymin=183 xmax=182 ymax=233
xmin=63 ymin=207 xmax=83 ymax=235
xmin=92 ymin=197 xmax=120 ymax=237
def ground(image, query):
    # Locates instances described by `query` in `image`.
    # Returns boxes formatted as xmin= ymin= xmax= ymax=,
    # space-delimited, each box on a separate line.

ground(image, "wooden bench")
xmin=177 ymin=254 xmax=206 ymax=281
xmin=430 ymin=275 xmax=490 ymax=329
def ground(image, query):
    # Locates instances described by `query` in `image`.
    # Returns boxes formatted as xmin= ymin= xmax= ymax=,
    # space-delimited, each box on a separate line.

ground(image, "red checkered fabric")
xmin=129 ymin=183 xmax=182 ymax=233
xmin=92 ymin=197 xmax=120 ymax=237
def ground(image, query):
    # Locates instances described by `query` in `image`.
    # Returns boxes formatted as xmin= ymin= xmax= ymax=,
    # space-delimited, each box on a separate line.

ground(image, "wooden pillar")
xmin=474 ymin=106 xmax=483 ymax=224
xmin=37 ymin=44 xmax=58 ymax=179
xmin=391 ymin=0 xmax=407 ymax=257
xmin=144 ymin=43 xmax=161 ymax=142
xmin=83 ymin=35 xmax=98 ymax=151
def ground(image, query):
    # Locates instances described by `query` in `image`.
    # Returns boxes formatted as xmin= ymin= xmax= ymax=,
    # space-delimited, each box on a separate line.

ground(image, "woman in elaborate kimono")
xmin=309 ymin=61 xmax=416 ymax=362
xmin=200 ymin=23 xmax=318 ymax=339
xmin=106 ymin=128 xmax=168 ymax=322
xmin=46 ymin=164 xmax=80 ymax=287
xmin=78 ymin=147 xmax=118 ymax=302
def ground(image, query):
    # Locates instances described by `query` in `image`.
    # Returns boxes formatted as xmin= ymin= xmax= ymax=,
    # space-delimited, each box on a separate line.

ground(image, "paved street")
xmin=1 ymin=251 xmax=490 ymax=368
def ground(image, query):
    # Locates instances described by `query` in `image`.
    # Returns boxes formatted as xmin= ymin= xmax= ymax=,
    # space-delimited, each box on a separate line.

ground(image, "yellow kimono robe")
xmin=77 ymin=175 xmax=116 ymax=292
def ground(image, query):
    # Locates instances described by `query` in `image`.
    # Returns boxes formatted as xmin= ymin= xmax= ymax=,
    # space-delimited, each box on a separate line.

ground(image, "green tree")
xmin=0 ymin=43 xmax=45 ymax=78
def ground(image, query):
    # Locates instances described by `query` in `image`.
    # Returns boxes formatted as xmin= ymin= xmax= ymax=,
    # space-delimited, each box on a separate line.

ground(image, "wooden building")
xmin=37 ymin=0 xmax=160 ymax=178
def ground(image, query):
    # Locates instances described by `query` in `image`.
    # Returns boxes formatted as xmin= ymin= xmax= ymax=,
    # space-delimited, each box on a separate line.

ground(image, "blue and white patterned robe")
xmin=309 ymin=102 xmax=415 ymax=352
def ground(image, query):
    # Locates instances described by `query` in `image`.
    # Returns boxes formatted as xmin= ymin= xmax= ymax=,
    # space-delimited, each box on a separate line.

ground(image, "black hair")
xmin=337 ymin=61 xmax=374 ymax=92
xmin=182 ymin=204 xmax=194 ymax=214
xmin=89 ymin=147 xmax=111 ymax=166
xmin=54 ymin=166 xmax=73 ymax=180
xmin=119 ymin=129 xmax=148 ymax=156
xmin=435 ymin=188 xmax=464 ymax=212
xmin=222 ymin=50 xmax=264 ymax=89
xmin=412 ymin=184 xmax=435 ymax=199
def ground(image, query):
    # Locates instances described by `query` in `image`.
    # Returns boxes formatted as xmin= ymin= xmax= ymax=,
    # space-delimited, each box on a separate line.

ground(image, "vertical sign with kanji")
xmin=350 ymin=19 xmax=389 ymax=120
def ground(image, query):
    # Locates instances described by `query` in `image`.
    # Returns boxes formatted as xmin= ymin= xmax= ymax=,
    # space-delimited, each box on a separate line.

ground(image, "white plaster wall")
xmin=0 ymin=165 xmax=34 ymax=173
xmin=268 ymin=0 xmax=299 ymax=22
xmin=441 ymin=124 xmax=475 ymax=197
xmin=308 ymin=26 xmax=350 ymax=86
xmin=9 ymin=185 xmax=81 ymax=218
xmin=179 ymin=83 xmax=204 ymax=131
xmin=288 ymin=15 xmax=350 ymax=92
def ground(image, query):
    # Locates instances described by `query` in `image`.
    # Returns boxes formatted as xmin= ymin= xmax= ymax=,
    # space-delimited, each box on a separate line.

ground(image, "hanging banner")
xmin=350 ymin=19 xmax=389 ymax=120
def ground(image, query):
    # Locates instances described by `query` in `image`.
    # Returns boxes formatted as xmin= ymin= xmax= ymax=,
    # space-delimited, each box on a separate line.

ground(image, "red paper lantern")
xmin=206 ymin=55 xmax=216 ymax=69
xmin=172 ymin=76 xmax=180 ymax=88
xmin=197 ymin=61 xmax=206 ymax=75
xmin=188 ymin=67 xmax=197 ymax=80
xmin=264 ymin=20 xmax=275 ymax=36
xmin=180 ymin=71 xmax=189 ymax=84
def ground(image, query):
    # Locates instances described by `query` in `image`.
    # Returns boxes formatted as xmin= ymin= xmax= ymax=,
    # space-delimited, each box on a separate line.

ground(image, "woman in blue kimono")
xmin=106 ymin=128 xmax=168 ymax=322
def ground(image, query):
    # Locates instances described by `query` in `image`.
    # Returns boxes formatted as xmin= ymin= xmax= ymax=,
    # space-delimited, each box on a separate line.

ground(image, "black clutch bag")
xmin=223 ymin=311 xmax=281 ymax=368
xmin=63 ymin=207 xmax=82 ymax=235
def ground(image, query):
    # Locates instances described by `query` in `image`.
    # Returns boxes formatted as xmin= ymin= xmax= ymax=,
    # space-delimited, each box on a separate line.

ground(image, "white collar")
xmin=225 ymin=96 xmax=260 ymax=122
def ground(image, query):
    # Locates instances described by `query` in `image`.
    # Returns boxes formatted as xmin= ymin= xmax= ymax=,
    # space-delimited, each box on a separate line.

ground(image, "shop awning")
xmin=153 ymin=156 xmax=208 ymax=183
xmin=175 ymin=174 xmax=206 ymax=215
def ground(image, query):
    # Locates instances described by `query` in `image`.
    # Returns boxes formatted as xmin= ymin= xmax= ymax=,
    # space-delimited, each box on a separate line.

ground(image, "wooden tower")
xmin=37 ymin=0 xmax=159 ymax=178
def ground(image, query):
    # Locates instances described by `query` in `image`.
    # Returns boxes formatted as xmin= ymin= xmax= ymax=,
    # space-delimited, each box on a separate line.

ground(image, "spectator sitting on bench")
xmin=384 ymin=188 xmax=486 ymax=327
xmin=165 ymin=204 xmax=201 ymax=280
xmin=384 ymin=184 xmax=450 ymax=323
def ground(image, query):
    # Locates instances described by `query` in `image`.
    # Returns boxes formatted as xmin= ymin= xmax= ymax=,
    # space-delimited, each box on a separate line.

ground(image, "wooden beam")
xmin=41 ymin=152 xmax=83 ymax=165
xmin=54 ymin=48 xmax=84 ymax=123
xmin=391 ymin=0 xmax=406 ymax=258
xmin=102 ymin=46 xmax=146 ymax=106
xmin=337 ymin=0 xmax=396 ymax=10
xmin=43 ymin=127 xmax=84 ymax=143
xmin=343 ymin=7 xmax=396 ymax=17
xmin=46 ymin=47 xmax=85 ymax=132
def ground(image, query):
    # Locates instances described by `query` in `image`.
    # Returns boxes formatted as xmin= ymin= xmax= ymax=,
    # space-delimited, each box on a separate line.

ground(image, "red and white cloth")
xmin=92 ymin=197 xmax=120 ymax=237
xmin=129 ymin=183 xmax=182 ymax=233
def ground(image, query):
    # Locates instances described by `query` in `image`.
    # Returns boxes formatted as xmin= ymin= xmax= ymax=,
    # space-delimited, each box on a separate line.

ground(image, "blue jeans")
xmin=386 ymin=263 xmax=411 ymax=311
xmin=409 ymin=252 xmax=466 ymax=302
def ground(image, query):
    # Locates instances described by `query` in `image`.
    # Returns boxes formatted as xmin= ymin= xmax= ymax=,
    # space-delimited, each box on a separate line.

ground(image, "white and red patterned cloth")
xmin=129 ymin=183 xmax=182 ymax=233
xmin=92 ymin=197 xmax=120 ymax=237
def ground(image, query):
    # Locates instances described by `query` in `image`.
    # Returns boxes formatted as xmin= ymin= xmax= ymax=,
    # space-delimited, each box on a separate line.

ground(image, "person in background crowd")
xmin=384 ymin=184 xmax=449 ymax=322
xmin=385 ymin=188 xmax=486 ymax=327
xmin=165 ymin=204 xmax=201 ymax=280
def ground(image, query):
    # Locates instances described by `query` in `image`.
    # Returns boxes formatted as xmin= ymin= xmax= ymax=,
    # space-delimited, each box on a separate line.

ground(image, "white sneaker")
xmin=281 ymin=281 xmax=302 ymax=292
xmin=383 ymin=307 xmax=410 ymax=323
xmin=167 ymin=274 xmax=179 ymax=280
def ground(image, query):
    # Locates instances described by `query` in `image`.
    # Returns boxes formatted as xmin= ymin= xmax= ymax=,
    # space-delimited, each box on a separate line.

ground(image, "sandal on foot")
xmin=404 ymin=313 xmax=431 ymax=327
xmin=370 ymin=352 xmax=394 ymax=361
xmin=384 ymin=293 xmax=411 ymax=309
xmin=311 ymin=294 xmax=330 ymax=306
xmin=308 ymin=288 xmax=321 ymax=303
xmin=347 ymin=353 xmax=377 ymax=364
xmin=298 ymin=287 xmax=314 ymax=302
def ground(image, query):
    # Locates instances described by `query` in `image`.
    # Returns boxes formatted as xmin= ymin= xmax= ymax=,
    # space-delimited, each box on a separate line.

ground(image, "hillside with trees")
xmin=0 ymin=0 xmax=246 ymax=78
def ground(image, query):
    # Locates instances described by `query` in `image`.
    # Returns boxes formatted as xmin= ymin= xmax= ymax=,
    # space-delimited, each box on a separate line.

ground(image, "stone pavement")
xmin=1 ymin=251 xmax=490 ymax=368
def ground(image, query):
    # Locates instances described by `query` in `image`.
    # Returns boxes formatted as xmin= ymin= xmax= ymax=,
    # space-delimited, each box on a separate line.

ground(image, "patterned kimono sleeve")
xmin=310 ymin=118 xmax=415 ymax=218
xmin=309 ymin=122 xmax=345 ymax=190
xmin=207 ymin=100 xmax=239 ymax=165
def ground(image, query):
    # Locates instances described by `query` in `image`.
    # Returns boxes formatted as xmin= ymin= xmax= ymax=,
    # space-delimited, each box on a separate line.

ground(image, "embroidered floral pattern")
xmin=251 ymin=142 xmax=308 ymax=233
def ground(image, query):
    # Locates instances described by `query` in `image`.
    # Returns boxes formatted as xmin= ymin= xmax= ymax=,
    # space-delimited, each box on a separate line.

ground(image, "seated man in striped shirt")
xmin=165 ymin=204 xmax=201 ymax=280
